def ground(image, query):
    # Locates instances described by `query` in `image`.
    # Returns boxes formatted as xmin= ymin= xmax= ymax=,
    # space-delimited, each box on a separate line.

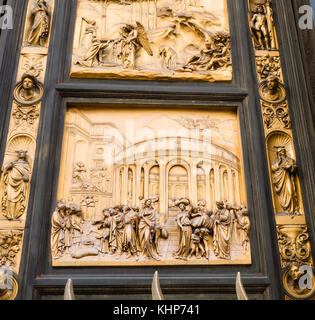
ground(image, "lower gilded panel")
xmin=52 ymin=107 xmax=251 ymax=266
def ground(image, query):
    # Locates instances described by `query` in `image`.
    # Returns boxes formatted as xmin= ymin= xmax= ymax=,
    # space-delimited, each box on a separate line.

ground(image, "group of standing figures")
xmin=174 ymin=199 xmax=250 ymax=260
xmin=51 ymin=196 xmax=250 ymax=261
xmin=93 ymin=197 xmax=168 ymax=260
xmin=51 ymin=197 xmax=168 ymax=261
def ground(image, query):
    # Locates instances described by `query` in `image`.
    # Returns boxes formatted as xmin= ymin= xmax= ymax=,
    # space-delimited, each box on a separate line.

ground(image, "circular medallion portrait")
xmin=259 ymin=76 xmax=286 ymax=104
xmin=14 ymin=74 xmax=43 ymax=106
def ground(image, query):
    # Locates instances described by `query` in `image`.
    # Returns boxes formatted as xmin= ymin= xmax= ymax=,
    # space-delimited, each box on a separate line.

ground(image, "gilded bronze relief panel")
xmin=52 ymin=107 xmax=250 ymax=266
xmin=70 ymin=0 xmax=232 ymax=81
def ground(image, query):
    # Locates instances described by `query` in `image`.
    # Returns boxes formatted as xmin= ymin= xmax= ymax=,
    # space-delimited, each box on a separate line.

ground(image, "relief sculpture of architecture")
xmin=71 ymin=0 xmax=232 ymax=81
xmin=0 ymin=0 xmax=314 ymax=301
xmin=52 ymin=108 xmax=251 ymax=266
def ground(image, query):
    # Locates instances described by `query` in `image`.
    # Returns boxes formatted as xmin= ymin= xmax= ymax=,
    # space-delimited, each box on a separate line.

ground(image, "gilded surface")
xmin=70 ymin=0 xmax=232 ymax=81
xmin=248 ymin=0 xmax=314 ymax=299
xmin=52 ymin=108 xmax=250 ymax=266
xmin=0 ymin=0 xmax=55 ymax=289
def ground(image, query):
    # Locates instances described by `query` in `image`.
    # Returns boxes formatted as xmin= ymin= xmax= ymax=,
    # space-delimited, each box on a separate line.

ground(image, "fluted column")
xmin=235 ymin=171 xmax=241 ymax=205
xmin=136 ymin=164 xmax=142 ymax=206
xmin=123 ymin=166 xmax=128 ymax=204
xmin=144 ymin=164 xmax=149 ymax=199
xmin=190 ymin=163 xmax=198 ymax=206
xmin=228 ymin=168 xmax=234 ymax=204
xmin=159 ymin=162 xmax=166 ymax=222
xmin=214 ymin=163 xmax=220 ymax=202
xmin=205 ymin=168 xmax=211 ymax=210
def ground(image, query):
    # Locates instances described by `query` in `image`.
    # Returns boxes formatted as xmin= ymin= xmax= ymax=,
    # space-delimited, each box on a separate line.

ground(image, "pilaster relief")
xmin=70 ymin=0 xmax=232 ymax=82
xmin=0 ymin=0 xmax=55 ymax=298
xmin=248 ymin=0 xmax=314 ymax=299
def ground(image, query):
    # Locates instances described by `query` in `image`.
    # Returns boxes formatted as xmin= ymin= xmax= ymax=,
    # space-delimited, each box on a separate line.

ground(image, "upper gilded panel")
xmin=70 ymin=0 xmax=232 ymax=81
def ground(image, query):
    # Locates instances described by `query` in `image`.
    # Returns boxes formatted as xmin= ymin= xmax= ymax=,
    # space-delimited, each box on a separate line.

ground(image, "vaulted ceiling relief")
xmin=52 ymin=108 xmax=250 ymax=266
xmin=70 ymin=0 xmax=232 ymax=81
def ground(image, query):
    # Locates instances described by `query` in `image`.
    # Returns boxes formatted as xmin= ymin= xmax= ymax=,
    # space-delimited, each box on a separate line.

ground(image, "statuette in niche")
xmin=249 ymin=1 xmax=277 ymax=51
xmin=14 ymin=74 xmax=43 ymax=105
xmin=1 ymin=150 xmax=31 ymax=221
xmin=27 ymin=0 xmax=50 ymax=46
xmin=272 ymin=147 xmax=301 ymax=216
xmin=259 ymin=75 xmax=286 ymax=104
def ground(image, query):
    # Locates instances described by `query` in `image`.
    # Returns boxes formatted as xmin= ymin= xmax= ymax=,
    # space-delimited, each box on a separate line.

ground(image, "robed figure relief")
xmin=1 ymin=151 xmax=31 ymax=221
xmin=51 ymin=200 xmax=84 ymax=258
xmin=213 ymin=201 xmax=233 ymax=260
xmin=51 ymin=201 xmax=66 ymax=259
xmin=138 ymin=198 xmax=161 ymax=260
xmin=271 ymin=147 xmax=300 ymax=216
xmin=174 ymin=199 xmax=193 ymax=260
xmin=27 ymin=0 xmax=50 ymax=46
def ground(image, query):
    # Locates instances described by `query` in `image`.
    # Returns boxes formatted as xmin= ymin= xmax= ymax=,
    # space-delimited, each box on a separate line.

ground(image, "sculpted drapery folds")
xmin=71 ymin=0 xmax=232 ymax=81
xmin=28 ymin=0 xmax=50 ymax=46
xmin=271 ymin=147 xmax=300 ymax=216
xmin=213 ymin=201 xmax=233 ymax=260
xmin=75 ymin=37 xmax=112 ymax=67
xmin=75 ymin=22 xmax=153 ymax=70
xmin=235 ymin=206 xmax=250 ymax=253
xmin=173 ymin=199 xmax=249 ymax=261
xmin=51 ymin=200 xmax=83 ymax=259
xmin=174 ymin=199 xmax=193 ymax=260
xmin=51 ymin=201 xmax=66 ymax=259
xmin=139 ymin=198 xmax=161 ymax=261
xmin=51 ymin=195 xmax=250 ymax=264
xmin=1 ymin=151 xmax=31 ymax=221
xmin=122 ymin=206 xmax=138 ymax=258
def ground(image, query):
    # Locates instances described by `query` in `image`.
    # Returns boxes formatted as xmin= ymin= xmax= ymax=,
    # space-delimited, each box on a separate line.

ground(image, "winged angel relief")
xmin=75 ymin=21 xmax=153 ymax=70
xmin=71 ymin=0 xmax=232 ymax=81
